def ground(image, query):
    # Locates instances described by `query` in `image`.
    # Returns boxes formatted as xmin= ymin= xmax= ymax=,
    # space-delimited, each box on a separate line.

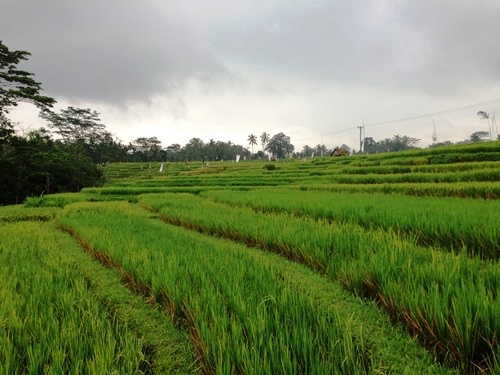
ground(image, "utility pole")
xmin=432 ymin=119 xmax=438 ymax=143
xmin=357 ymin=120 xmax=365 ymax=153
xmin=492 ymin=111 xmax=499 ymax=139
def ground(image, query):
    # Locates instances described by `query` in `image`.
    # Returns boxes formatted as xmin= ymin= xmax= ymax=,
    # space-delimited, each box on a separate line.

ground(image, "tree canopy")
xmin=41 ymin=106 xmax=105 ymax=144
xmin=0 ymin=40 xmax=55 ymax=116
xmin=363 ymin=135 xmax=420 ymax=153
xmin=260 ymin=132 xmax=270 ymax=152
xmin=470 ymin=131 xmax=490 ymax=143
xmin=266 ymin=132 xmax=294 ymax=159
xmin=247 ymin=134 xmax=257 ymax=154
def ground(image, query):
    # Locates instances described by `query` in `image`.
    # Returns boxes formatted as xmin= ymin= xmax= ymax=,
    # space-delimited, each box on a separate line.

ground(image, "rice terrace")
xmin=0 ymin=141 xmax=499 ymax=374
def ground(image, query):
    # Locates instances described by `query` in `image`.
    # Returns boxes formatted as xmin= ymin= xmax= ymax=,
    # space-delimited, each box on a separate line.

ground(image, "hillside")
xmin=1 ymin=141 xmax=499 ymax=374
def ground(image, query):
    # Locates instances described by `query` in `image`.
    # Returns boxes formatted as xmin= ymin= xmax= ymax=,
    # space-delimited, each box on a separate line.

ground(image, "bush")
xmin=263 ymin=163 xmax=276 ymax=170
xmin=24 ymin=195 xmax=78 ymax=208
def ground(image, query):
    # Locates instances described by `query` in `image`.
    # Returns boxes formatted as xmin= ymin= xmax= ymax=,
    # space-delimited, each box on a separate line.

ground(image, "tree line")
xmin=0 ymin=40 xmax=295 ymax=204
xmin=1 ymin=41 xmax=100 ymax=204
xmin=1 ymin=40 xmax=495 ymax=205
xmin=0 ymin=42 xmax=125 ymax=204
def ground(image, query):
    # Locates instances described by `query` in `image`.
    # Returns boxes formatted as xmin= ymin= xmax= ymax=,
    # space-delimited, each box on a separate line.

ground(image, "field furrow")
xmin=56 ymin=201 xmax=455 ymax=374
xmin=139 ymin=192 xmax=499 ymax=373
xmin=200 ymin=188 xmax=499 ymax=259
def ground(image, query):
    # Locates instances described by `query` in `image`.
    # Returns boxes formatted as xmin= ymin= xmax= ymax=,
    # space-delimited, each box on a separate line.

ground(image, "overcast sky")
xmin=2 ymin=0 xmax=500 ymax=151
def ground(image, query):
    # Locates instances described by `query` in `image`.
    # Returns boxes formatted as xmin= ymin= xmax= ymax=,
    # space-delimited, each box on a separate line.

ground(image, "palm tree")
xmin=260 ymin=132 xmax=270 ymax=152
xmin=477 ymin=111 xmax=492 ymax=140
xmin=247 ymin=134 xmax=258 ymax=153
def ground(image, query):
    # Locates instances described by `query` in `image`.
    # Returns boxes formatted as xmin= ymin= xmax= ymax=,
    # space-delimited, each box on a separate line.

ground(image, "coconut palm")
xmin=477 ymin=111 xmax=492 ymax=140
xmin=260 ymin=132 xmax=270 ymax=152
xmin=247 ymin=134 xmax=258 ymax=153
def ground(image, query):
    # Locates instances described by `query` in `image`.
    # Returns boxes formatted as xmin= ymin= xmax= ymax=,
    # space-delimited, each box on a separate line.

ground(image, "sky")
xmin=2 ymin=0 xmax=500 ymax=152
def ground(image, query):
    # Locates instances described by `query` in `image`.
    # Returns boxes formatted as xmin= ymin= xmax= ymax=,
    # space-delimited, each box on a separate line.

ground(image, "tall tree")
xmin=469 ymin=131 xmax=490 ymax=142
xmin=363 ymin=137 xmax=378 ymax=153
xmin=379 ymin=135 xmax=420 ymax=152
xmin=314 ymin=144 xmax=326 ymax=156
xmin=89 ymin=131 xmax=128 ymax=164
xmin=0 ymin=128 xmax=103 ymax=205
xmin=477 ymin=111 xmax=492 ymax=140
xmin=266 ymin=132 xmax=294 ymax=159
xmin=131 ymin=136 xmax=162 ymax=162
xmin=0 ymin=41 xmax=55 ymax=117
xmin=165 ymin=143 xmax=183 ymax=162
xmin=260 ymin=132 xmax=270 ymax=152
xmin=41 ymin=106 xmax=105 ymax=144
xmin=302 ymin=145 xmax=313 ymax=157
xmin=40 ymin=106 xmax=112 ymax=166
xmin=0 ymin=112 xmax=14 ymax=145
xmin=363 ymin=135 xmax=420 ymax=153
xmin=184 ymin=137 xmax=204 ymax=161
xmin=247 ymin=134 xmax=258 ymax=154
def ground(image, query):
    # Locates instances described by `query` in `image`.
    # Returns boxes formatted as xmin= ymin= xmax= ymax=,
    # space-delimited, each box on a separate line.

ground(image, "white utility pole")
xmin=432 ymin=119 xmax=438 ymax=143
xmin=357 ymin=120 xmax=365 ymax=153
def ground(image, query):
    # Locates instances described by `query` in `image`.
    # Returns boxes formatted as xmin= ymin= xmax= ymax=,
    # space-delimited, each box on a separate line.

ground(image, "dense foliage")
xmin=0 ymin=40 xmax=55 ymax=116
xmin=0 ymin=41 xmax=105 ymax=205
xmin=0 ymin=128 xmax=103 ymax=204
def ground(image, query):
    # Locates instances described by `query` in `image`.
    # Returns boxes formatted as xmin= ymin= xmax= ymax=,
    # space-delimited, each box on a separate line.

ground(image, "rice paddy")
xmin=0 ymin=141 xmax=498 ymax=374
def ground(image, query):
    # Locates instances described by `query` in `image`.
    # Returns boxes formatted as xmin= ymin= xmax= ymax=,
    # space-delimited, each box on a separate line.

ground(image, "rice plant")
xmin=0 ymin=222 xmax=147 ymax=374
xmin=201 ymin=188 xmax=499 ymax=259
xmin=139 ymin=192 xmax=498 ymax=374
xmin=56 ymin=201 xmax=454 ymax=374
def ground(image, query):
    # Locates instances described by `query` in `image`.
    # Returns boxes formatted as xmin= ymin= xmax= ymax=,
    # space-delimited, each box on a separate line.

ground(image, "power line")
xmin=363 ymin=98 xmax=500 ymax=128
xmin=296 ymin=98 xmax=500 ymax=143
xmin=296 ymin=126 xmax=355 ymax=142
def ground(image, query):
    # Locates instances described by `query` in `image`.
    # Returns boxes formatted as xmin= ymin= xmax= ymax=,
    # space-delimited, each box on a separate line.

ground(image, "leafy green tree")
xmin=131 ymin=136 xmax=162 ymax=162
xmin=469 ymin=131 xmax=490 ymax=142
xmin=0 ymin=112 xmax=14 ymax=143
xmin=88 ymin=131 xmax=128 ymax=164
xmin=40 ymin=106 xmax=121 ymax=165
xmin=383 ymin=135 xmax=420 ymax=151
xmin=266 ymin=132 xmax=294 ymax=159
xmin=314 ymin=144 xmax=327 ymax=156
xmin=0 ymin=40 xmax=55 ymax=117
xmin=184 ymin=138 xmax=204 ymax=161
xmin=165 ymin=143 xmax=183 ymax=162
xmin=204 ymin=139 xmax=217 ymax=161
xmin=214 ymin=140 xmax=231 ymax=161
xmin=363 ymin=137 xmax=378 ymax=153
xmin=41 ymin=106 xmax=105 ymax=144
xmin=0 ymin=40 xmax=55 ymax=166
xmin=0 ymin=42 xmax=109 ymax=203
xmin=429 ymin=140 xmax=454 ymax=148
xmin=301 ymin=145 xmax=313 ymax=157
xmin=0 ymin=128 xmax=103 ymax=205
xmin=366 ymin=135 xmax=420 ymax=153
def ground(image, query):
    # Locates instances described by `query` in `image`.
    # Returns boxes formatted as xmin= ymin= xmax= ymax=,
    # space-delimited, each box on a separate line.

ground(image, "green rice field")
xmin=1 ymin=141 xmax=499 ymax=374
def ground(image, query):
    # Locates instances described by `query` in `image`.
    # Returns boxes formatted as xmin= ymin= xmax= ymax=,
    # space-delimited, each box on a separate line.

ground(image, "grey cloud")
xmin=207 ymin=1 xmax=500 ymax=96
xmin=2 ymin=0 xmax=499 ymax=117
xmin=1 ymin=0 xmax=232 ymax=105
